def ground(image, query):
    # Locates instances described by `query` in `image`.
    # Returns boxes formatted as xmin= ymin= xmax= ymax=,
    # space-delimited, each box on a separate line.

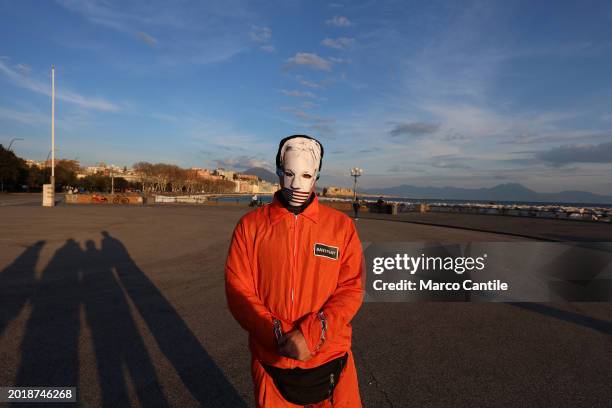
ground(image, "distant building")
xmin=324 ymin=186 xmax=354 ymax=196
xmin=118 ymin=173 xmax=141 ymax=182
xmin=191 ymin=167 xmax=223 ymax=181
xmin=235 ymin=173 xmax=259 ymax=181
xmin=258 ymin=180 xmax=280 ymax=193
xmin=24 ymin=159 xmax=44 ymax=169
xmin=233 ymin=178 xmax=279 ymax=194
xmin=210 ymin=168 xmax=279 ymax=193
xmin=85 ymin=166 xmax=105 ymax=175
xmin=234 ymin=180 xmax=255 ymax=194
xmin=214 ymin=168 xmax=235 ymax=180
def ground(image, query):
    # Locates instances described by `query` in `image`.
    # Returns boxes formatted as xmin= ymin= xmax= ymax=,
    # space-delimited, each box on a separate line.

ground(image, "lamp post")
xmin=350 ymin=167 xmax=362 ymax=201
xmin=51 ymin=65 xmax=55 ymax=190
xmin=45 ymin=148 xmax=59 ymax=167
xmin=42 ymin=65 xmax=56 ymax=207
xmin=8 ymin=138 xmax=24 ymax=151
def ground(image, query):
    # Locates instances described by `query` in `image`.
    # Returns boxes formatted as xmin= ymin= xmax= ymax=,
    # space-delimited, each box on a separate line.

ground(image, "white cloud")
xmin=277 ymin=107 xmax=336 ymax=139
xmin=249 ymin=26 xmax=276 ymax=53
xmin=0 ymin=106 xmax=49 ymax=125
xmin=249 ymin=25 xmax=275 ymax=53
xmin=301 ymin=101 xmax=318 ymax=109
xmin=280 ymin=107 xmax=334 ymax=131
xmin=389 ymin=122 xmax=440 ymax=137
xmin=15 ymin=63 xmax=31 ymax=74
xmin=308 ymin=123 xmax=335 ymax=136
xmin=296 ymin=76 xmax=324 ymax=89
xmin=535 ymin=142 xmax=612 ymax=167
xmin=280 ymin=89 xmax=316 ymax=98
xmin=170 ymin=111 xmax=276 ymax=170
xmin=430 ymin=154 xmax=472 ymax=169
xmin=0 ymin=59 xmax=120 ymax=112
xmin=280 ymin=106 xmax=310 ymax=120
xmin=249 ymin=25 xmax=271 ymax=43
xmin=328 ymin=57 xmax=351 ymax=64
xmin=326 ymin=16 xmax=352 ymax=27
xmin=422 ymin=103 xmax=509 ymax=138
xmin=501 ymin=130 xmax=610 ymax=145
xmin=137 ymin=31 xmax=157 ymax=47
xmin=285 ymin=53 xmax=332 ymax=71
xmin=56 ymin=0 xmax=254 ymax=65
xmin=215 ymin=155 xmax=273 ymax=171
xmin=321 ymin=37 xmax=355 ymax=49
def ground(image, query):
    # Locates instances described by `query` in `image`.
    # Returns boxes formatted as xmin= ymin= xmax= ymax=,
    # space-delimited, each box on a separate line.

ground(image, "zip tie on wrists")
xmin=273 ymin=318 xmax=283 ymax=343
xmin=313 ymin=311 xmax=327 ymax=352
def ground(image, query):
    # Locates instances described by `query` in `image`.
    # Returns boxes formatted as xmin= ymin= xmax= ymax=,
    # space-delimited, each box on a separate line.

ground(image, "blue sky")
xmin=1 ymin=0 xmax=612 ymax=194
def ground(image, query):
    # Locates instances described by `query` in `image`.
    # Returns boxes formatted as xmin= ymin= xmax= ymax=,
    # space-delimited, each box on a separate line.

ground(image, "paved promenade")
xmin=359 ymin=211 xmax=612 ymax=242
xmin=1 ymin=196 xmax=610 ymax=407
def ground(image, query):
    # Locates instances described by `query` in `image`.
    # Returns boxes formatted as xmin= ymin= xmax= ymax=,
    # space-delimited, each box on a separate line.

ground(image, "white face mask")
xmin=279 ymin=144 xmax=319 ymax=206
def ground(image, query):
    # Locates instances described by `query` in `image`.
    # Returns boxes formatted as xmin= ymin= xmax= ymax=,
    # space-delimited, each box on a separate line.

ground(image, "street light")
xmin=46 ymin=148 xmax=59 ymax=164
xmin=51 ymin=65 xmax=55 ymax=189
xmin=42 ymin=64 xmax=56 ymax=207
xmin=350 ymin=167 xmax=363 ymax=201
xmin=8 ymin=138 xmax=24 ymax=151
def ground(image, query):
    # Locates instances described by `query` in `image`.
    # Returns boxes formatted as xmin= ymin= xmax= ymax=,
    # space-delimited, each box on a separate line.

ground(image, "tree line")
xmin=0 ymin=145 xmax=236 ymax=194
xmin=133 ymin=162 xmax=236 ymax=194
xmin=0 ymin=145 xmax=79 ymax=192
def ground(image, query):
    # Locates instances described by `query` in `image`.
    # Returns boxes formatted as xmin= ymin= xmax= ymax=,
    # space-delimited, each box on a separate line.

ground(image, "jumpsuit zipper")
xmin=291 ymin=213 xmax=299 ymax=369
xmin=292 ymin=213 xmax=298 ymax=315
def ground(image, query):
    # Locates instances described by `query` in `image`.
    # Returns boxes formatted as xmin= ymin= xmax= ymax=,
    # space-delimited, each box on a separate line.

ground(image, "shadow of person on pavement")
xmin=82 ymin=239 xmax=168 ymax=407
xmin=11 ymin=232 xmax=246 ymax=407
xmin=0 ymin=240 xmax=45 ymax=335
xmin=100 ymin=230 xmax=247 ymax=407
xmin=14 ymin=239 xmax=81 ymax=389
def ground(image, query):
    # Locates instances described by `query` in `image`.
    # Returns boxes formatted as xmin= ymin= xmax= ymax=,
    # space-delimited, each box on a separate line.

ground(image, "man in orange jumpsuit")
xmin=225 ymin=135 xmax=364 ymax=407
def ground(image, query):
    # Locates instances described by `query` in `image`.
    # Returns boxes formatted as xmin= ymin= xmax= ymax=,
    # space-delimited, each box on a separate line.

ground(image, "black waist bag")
xmin=262 ymin=353 xmax=348 ymax=405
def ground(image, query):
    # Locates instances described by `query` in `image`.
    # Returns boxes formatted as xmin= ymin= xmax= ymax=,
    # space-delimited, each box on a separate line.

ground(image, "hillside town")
xmin=1 ymin=142 xmax=363 ymax=200
xmin=21 ymin=157 xmax=281 ymax=194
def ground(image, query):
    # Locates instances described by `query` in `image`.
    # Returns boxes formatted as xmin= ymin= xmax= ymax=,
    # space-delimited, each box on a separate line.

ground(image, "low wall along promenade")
xmin=65 ymin=193 xmax=143 ymax=205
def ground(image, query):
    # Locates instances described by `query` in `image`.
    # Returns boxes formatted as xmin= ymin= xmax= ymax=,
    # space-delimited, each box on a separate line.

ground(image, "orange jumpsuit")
xmin=225 ymin=191 xmax=364 ymax=407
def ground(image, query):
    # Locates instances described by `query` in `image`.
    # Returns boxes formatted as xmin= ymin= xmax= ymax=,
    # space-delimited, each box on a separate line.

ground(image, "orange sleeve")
xmin=299 ymin=220 xmax=364 ymax=354
xmin=225 ymin=219 xmax=280 ymax=353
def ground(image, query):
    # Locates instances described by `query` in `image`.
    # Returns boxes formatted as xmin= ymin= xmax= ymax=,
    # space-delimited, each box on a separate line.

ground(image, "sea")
xmin=211 ymin=194 xmax=612 ymax=209
xmin=379 ymin=197 xmax=612 ymax=209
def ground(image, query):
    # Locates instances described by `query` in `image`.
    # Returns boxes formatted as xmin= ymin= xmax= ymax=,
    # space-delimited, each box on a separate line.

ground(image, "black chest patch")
xmin=313 ymin=243 xmax=339 ymax=260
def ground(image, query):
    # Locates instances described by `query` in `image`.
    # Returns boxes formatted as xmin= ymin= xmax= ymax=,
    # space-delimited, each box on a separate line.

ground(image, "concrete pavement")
xmin=1 ymin=200 xmax=610 ymax=407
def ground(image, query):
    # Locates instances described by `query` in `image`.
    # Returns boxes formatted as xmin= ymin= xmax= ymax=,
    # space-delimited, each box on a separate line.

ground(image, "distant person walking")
xmin=250 ymin=194 xmax=259 ymax=207
xmin=352 ymin=198 xmax=361 ymax=220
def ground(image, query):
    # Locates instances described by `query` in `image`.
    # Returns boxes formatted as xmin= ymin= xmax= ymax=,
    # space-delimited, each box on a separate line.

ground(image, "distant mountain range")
xmin=240 ymin=170 xmax=612 ymax=205
xmin=243 ymin=167 xmax=277 ymax=183
xmin=361 ymin=182 xmax=612 ymax=205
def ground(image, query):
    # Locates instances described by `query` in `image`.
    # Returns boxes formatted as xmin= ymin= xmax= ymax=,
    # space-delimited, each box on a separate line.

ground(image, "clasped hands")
xmin=277 ymin=330 xmax=313 ymax=362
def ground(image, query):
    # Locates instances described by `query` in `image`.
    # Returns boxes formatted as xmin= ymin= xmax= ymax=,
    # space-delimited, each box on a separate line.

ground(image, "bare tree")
xmin=132 ymin=162 xmax=236 ymax=194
